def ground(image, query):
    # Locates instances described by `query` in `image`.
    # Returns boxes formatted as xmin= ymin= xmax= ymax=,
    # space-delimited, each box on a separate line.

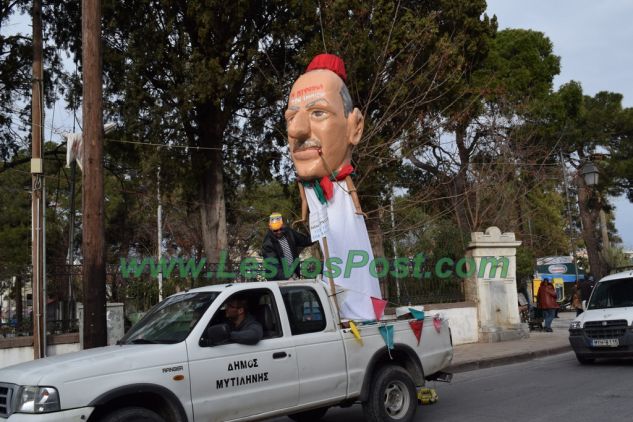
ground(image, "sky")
xmin=486 ymin=0 xmax=633 ymax=249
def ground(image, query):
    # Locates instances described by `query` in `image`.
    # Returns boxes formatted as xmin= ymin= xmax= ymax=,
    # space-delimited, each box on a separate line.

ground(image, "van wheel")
xmin=576 ymin=354 xmax=595 ymax=365
xmin=288 ymin=406 xmax=329 ymax=421
xmin=99 ymin=406 xmax=165 ymax=422
xmin=363 ymin=365 xmax=417 ymax=422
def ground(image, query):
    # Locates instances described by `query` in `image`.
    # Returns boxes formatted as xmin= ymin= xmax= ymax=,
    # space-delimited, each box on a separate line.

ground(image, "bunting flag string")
xmin=433 ymin=314 xmax=442 ymax=333
xmin=371 ymin=297 xmax=388 ymax=321
xmin=349 ymin=321 xmax=363 ymax=346
xmin=378 ymin=324 xmax=394 ymax=351
xmin=409 ymin=320 xmax=424 ymax=346
xmin=408 ymin=307 xmax=425 ymax=320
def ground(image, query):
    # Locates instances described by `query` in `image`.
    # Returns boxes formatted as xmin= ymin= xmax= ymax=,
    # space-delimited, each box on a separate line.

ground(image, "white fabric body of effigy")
xmin=305 ymin=182 xmax=381 ymax=320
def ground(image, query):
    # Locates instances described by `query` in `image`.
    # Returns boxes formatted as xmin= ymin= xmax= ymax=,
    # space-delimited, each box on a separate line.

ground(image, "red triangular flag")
xmin=371 ymin=297 xmax=388 ymax=321
xmin=409 ymin=320 xmax=423 ymax=345
xmin=433 ymin=315 xmax=442 ymax=333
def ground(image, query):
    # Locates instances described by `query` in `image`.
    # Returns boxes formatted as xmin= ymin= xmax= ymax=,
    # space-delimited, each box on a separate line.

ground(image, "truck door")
xmin=280 ymin=285 xmax=347 ymax=405
xmin=186 ymin=288 xmax=298 ymax=421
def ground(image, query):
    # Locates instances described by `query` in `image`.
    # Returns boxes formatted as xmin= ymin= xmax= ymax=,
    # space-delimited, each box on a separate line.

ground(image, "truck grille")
xmin=584 ymin=320 xmax=628 ymax=339
xmin=0 ymin=383 xmax=15 ymax=417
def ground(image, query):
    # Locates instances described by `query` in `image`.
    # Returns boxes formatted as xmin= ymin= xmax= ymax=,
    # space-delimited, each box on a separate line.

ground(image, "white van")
xmin=569 ymin=270 xmax=633 ymax=364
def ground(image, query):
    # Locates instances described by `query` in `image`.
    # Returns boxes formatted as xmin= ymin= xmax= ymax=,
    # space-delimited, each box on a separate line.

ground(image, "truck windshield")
xmin=119 ymin=292 xmax=219 ymax=344
xmin=588 ymin=278 xmax=633 ymax=310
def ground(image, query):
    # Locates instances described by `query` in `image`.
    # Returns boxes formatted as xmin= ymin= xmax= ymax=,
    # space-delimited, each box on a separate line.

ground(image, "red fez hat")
xmin=305 ymin=54 xmax=347 ymax=82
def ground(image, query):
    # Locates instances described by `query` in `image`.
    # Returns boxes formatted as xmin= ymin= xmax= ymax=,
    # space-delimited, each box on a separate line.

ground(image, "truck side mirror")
xmin=200 ymin=323 xmax=230 ymax=347
xmin=582 ymin=300 xmax=587 ymax=311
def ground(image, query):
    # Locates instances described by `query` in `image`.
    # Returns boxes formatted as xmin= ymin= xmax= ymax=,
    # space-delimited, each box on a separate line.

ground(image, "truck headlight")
xmin=569 ymin=321 xmax=582 ymax=330
xmin=16 ymin=386 xmax=60 ymax=413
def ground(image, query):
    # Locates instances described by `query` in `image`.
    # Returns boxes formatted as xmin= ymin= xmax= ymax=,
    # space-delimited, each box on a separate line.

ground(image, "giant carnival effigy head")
xmin=285 ymin=54 xmax=364 ymax=181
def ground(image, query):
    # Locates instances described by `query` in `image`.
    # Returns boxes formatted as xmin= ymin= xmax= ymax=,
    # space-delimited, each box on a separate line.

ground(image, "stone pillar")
xmin=465 ymin=227 xmax=528 ymax=342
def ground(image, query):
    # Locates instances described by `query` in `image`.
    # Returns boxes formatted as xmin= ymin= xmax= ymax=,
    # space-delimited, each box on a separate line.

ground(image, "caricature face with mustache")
xmin=285 ymin=69 xmax=364 ymax=181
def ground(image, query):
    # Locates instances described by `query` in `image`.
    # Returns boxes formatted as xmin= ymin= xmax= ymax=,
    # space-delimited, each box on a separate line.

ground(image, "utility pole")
xmin=560 ymin=152 xmax=580 ymax=284
xmin=31 ymin=0 xmax=46 ymax=359
xmin=82 ymin=0 xmax=107 ymax=349
xmin=157 ymin=167 xmax=163 ymax=301
xmin=65 ymin=161 xmax=77 ymax=330
xmin=389 ymin=194 xmax=401 ymax=304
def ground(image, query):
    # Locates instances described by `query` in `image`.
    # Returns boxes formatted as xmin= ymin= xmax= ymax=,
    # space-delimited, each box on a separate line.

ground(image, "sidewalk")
xmin=448 ymin=311 xmax=574 ymax=373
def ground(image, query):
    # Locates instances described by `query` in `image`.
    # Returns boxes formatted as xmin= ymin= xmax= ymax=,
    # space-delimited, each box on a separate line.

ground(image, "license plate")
xmin=592 ymin=338 xmax=619 ymax=347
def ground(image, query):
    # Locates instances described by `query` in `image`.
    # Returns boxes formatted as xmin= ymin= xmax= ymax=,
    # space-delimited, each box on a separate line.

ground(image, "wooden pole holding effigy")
xmin=297 ymin=183 xmax=342 ymax=320
xmin=321 ymin=236 xmax=341 ymax=317
xmin=344 ymin=176 xmax=366 ymax=217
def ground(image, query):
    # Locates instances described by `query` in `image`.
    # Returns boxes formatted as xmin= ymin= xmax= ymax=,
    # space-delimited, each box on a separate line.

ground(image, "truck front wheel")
xmin=99 ymin=406 xmax=165 ymax=422
xmin=363 ymin=365 xmax=417 ymax=422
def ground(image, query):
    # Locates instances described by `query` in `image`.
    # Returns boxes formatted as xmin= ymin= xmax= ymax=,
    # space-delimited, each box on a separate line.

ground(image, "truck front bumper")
xmin=569 ymin=330 xmax=633 ymax=359
xmin=5 ymin=407 xmax=94 ymax=421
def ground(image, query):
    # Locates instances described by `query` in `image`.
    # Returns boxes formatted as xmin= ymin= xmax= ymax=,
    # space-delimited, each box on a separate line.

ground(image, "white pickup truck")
xmin=0 ymin=280 xmax=453 ymax=422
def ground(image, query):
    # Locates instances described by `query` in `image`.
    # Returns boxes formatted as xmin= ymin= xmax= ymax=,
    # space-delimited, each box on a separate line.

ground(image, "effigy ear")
xmin=348 ymin=108 xmax=364 ymax=146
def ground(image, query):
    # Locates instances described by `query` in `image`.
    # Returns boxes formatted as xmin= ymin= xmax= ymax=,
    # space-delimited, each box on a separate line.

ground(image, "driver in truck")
xmin=224 ymin=295 xmax=263 ymax=345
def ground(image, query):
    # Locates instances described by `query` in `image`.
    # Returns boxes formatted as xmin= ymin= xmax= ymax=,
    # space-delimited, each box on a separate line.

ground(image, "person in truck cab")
xmin=224 ymin=295 xmax=263 ymax=345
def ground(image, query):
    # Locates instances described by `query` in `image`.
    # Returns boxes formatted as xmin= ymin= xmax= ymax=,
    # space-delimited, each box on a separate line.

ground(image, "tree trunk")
xmin=577 ymin=176 xmax=605 ymax=279
xmin=366 ymin=210 xmax=387 ymax=298
xmin=193 ymin=107 xmax=228 ymax=268
xmin=452 ymin=124 xmax=472 ymax=233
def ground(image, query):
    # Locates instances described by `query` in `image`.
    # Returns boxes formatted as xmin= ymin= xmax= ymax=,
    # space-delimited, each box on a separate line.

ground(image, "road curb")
xmin=447 ymin=345 xmax=572 ymax=373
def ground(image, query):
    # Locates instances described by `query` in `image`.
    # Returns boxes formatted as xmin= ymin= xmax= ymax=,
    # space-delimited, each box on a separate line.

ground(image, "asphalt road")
xmin=266 ymin=352 xmax=633 ymax=422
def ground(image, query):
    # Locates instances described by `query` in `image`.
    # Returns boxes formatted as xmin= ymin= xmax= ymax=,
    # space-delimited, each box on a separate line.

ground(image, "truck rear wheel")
xmin=288 ymin=406 xmax=329 ymax=421
xmin=99 ymin=406 xmax=165 ymax=422
xmin=363 ymin=365 xmax=417 ymax=422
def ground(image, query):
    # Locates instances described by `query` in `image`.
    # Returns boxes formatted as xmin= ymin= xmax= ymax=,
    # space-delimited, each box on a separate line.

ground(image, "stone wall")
xmin=0 ymin=333 xmax=80 ymax=369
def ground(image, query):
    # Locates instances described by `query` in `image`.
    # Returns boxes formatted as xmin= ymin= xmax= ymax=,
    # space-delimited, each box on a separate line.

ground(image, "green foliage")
xmin=0 ymin=156 xmax=30 ymax=280
xmin=0 ymin=143 xmax=69 ymax=292
xmin=515 ymin=247 xmax=534 ymax=283
xmin=606 ymin=106 xmax=633 ymax=201
xmin=0 ymin=1 xmax=66 ymax=165
xmin=524 ymin=186 xmax=569 ymax=257
xmin=0 ymin=1 xmax=32 ymax=161
xmin=229 ymin=181 xmax=300 ymax=257
xmin=602 ymin=246 xmax=633 ymax=274
xmin=43 ymin=0 xmax=324 ymax=262
xmin=476 ymin=29 xmax=560 ymax=112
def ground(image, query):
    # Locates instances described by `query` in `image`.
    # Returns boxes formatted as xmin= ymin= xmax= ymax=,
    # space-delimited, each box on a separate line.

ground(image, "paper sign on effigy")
xmin=309 ymin=201 xmax=330 ymax=241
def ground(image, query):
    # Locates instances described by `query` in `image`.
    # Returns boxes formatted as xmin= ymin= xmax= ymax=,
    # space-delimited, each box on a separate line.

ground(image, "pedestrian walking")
xmin=537 ymin=278 xmax=558 ymax=332
xmin=571 ymin=281 xmax=583 ymax=316
xmin=580 ymin=275 xmax=596 ymax=304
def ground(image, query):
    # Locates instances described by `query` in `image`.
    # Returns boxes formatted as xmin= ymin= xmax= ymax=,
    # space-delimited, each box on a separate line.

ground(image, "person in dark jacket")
xmin=261 ymin=212 xmax=314 ymax=280
xmin=225 ymin=296 xmax=263 ymax=345
xmin=580 ymin=275 xmax=596 ymax=304
xmin=537 ymin=278 xmax=559 ymax=332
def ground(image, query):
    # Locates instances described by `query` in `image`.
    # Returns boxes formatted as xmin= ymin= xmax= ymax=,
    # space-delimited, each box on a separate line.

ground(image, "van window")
xmin=280 ymin=286 xmax=326 ymax=335
xmin=588 ymin=278 xmax=633 ymax=310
